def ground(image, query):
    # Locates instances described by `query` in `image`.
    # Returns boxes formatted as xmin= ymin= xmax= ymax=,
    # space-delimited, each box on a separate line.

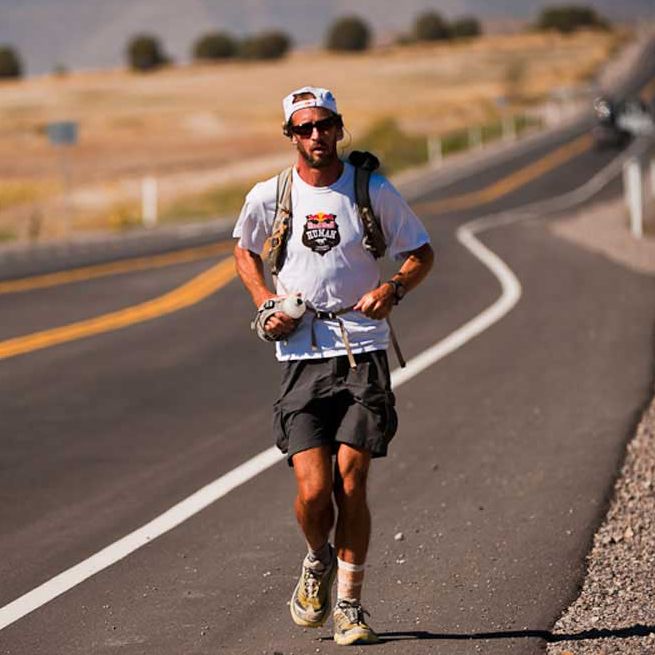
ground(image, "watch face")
xmin=396 ymin=284 xmax=406 ymax=300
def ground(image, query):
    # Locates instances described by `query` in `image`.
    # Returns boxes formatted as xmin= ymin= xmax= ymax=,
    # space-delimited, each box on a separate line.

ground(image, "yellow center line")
xmin=414 ymin=133 xmax=593 ymax=215
xmin=0 ymin=241 xmax=232 ymax=295
xmin=0 ymin=132 xmax=593 ymax=297
xmin=0 ymin=257 xmax=236 ymax=362
xmin=0 ymin=128 xmax=603 ymax=361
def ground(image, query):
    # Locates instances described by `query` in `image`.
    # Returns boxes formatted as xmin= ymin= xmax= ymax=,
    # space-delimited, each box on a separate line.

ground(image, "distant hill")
xmin=0 ymin=0 xmax=652 ymax=75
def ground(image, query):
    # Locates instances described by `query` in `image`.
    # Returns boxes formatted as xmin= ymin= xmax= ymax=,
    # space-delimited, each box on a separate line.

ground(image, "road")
xmin=1 ymin=43 xmax=654 ymax=654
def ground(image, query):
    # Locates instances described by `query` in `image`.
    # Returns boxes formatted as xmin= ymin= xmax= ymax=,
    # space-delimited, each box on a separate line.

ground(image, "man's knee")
xmin=292 ymin=445 xmax=333 ymax=511
xmin=297 ymin=480 xmax=333 ymax=511
xmin=335 ymin=450 xmax=370 ymax=502
xmin=337 ymin=469 xmax=368 ymax=500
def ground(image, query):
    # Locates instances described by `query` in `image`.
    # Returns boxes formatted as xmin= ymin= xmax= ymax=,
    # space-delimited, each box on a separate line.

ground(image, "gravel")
xmin=547 ymin=396 xmax=655 ymax=655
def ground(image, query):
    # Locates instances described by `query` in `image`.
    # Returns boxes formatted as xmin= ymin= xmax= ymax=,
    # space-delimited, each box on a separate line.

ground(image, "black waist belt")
xmin=306 ymin=305 xmax=406 ymax=371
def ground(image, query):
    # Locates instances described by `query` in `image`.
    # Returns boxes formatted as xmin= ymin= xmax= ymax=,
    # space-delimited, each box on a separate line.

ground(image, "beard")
xmin=295 ymin=139 xmax=338 ymax=169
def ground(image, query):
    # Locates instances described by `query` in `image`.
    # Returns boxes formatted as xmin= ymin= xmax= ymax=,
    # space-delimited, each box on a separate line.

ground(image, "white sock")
xmin=337 ymin=557 xmax=365 ymax=602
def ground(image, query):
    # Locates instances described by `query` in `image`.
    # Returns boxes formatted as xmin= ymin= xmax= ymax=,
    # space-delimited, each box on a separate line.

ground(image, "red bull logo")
xmin=302 ymin=212 xmax=340 ymax=255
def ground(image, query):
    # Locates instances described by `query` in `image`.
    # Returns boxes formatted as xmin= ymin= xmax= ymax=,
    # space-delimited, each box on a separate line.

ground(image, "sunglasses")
xmin=289 ymin=116 xmax=340 ymax=137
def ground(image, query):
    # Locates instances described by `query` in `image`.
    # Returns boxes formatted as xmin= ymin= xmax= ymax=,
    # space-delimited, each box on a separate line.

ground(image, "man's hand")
xmin=262 ymin=304 xmax=299 ymax=340
xmin=354 ymin=283 xmax=395 ymax=320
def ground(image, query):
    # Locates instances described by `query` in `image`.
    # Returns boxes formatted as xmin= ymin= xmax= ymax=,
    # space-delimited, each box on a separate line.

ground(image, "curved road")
xmin=1 ymin=42 xmax=654 ymax=654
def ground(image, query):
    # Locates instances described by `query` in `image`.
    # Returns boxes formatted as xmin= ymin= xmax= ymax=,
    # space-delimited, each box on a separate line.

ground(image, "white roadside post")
xmin=495 ymin=95 xmax=515 ymax=143
xmin=469 ymin=126 xmax=482 ymax=150
xmin=502 ymin=114 xmax=516 ymax=142
xmin=623 ymin=158 xmax=643 ymax=239
xmin=142 ymin=176 xmax=158 ymax=228
xmin=427 ymin=135 xmax=443 ymax=168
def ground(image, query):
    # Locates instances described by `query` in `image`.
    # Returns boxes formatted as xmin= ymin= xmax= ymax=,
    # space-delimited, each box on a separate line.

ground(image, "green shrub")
xmin=535 ymin=5 xmax=609 ymax=33
xmin=239 ymin=31 xmax=291 ymax=60
xmin=414 ymin=11 xmax=451 ymax=41
xmin=441 ymin=129 xmax=469 ymax=156
xmin=326 ymin=16 xmax=371 ymax=52
xmin=451 ymin=17 xmax=482 ymax=38
xmin=0 ymin=46 xmax=22 ymax=79
xmin=193 ymin=32 xmax=238 ymax=60
xmin=353 ymin=118 xmax=427 ymax=174
xmin=126 ymin=34 xmax=169 ymax=72
xmin=161 ymin=181 xmax=255 ymax=222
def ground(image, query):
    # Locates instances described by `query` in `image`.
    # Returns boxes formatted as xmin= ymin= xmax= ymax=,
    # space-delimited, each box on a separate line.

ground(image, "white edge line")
xmin=0 ymin=147 xmax=630 ymax=631
xmin=0 ymin=447 xmax=285 ymax=630
xmin=391 ymin=224 xmax=521 ymax=388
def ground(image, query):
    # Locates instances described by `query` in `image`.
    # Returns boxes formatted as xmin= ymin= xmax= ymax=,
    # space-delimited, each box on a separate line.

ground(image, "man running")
xmin=233 ymin=86 xmax=433 ymax=645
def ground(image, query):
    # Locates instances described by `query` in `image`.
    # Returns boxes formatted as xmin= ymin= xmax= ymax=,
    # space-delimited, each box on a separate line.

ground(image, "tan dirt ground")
xmin=0 ymin=30 xmax=626 ymax=239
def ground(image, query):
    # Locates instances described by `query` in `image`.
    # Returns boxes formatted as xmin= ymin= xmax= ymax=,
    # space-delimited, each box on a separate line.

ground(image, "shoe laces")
xmin=336 ymin=599 xmax=370 ymax=625
xmin=301 ymin=566 xmax=322 ymax=599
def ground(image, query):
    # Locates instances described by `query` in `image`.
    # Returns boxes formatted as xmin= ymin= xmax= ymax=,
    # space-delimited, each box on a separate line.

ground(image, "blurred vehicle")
xmin=591 ymin=96 xmax=631 ymax=149
xmin=616 ymin=97 xmax=655 ymax=136
xmin=592 ymin=95 xmax=655 ymax=149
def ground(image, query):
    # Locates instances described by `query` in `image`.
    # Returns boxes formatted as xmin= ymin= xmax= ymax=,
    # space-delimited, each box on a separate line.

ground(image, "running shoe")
xmin=289 ymin=545 xmax=337 ymax=627
xmin=333 ymin=599 xmax=379 ymax=645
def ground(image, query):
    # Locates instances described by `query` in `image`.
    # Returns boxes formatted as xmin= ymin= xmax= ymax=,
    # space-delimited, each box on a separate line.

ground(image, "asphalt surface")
xmin=1 ymin=45 xmax=655 ymax=654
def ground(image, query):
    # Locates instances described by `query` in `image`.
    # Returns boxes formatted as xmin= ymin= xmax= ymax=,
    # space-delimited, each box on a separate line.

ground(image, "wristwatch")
xmin=386 ymin=279 xmax=406 ymax=304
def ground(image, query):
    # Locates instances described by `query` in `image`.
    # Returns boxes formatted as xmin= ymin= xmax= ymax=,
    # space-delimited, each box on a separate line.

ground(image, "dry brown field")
xmin=0 ymin=29 xmax=623 ymax=239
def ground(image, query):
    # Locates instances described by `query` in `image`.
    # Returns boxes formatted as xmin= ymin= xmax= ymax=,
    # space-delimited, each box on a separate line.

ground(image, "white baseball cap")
xmin=282 ymin=86 xmax=339 ymax=124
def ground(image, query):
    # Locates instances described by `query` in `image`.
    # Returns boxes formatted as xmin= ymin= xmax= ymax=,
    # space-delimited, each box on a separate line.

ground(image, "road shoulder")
xmin=549 ymin=196 xmax=655 ymax=276
xmin=547 ymin=198 xmax=655 ymax=654
xmin=547 ymin=396 xmax=655 ymax=655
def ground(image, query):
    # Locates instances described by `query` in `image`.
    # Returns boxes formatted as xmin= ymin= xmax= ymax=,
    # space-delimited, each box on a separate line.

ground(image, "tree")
xmin=325 ymin=16 xmax=371 ymax=52
xmin=451 ymin=17 xmax=482 ymax=39
xmin=126 ymin=34 xmax=169 ymax=72
xmin=0 ymin=46 xmax=22 ymax=79
xmin=193 ymin=32 xmax=238 ymax=60
xmin=535 ymin=5 xmax=609 ymax=33
xmin=239 ymin=31 xmax=291 ymax=60
xmin=414 ymin=11 xmax=450 ymax=41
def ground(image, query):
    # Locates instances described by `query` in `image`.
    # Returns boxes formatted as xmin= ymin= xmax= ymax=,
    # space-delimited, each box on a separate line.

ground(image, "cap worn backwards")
xmin=282 ymin=86 xmax=339 ymax=124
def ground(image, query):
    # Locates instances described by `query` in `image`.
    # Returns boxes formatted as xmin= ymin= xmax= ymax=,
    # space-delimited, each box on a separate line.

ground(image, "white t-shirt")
xmin=233 ymin=162 xmax=430 ymax=361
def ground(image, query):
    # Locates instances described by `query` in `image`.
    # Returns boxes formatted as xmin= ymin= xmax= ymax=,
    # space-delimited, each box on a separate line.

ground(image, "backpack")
xmin=267 ymin=150 xmax=387 ymax=275
xmin=264 ymin=150 xmax=406 ymax=368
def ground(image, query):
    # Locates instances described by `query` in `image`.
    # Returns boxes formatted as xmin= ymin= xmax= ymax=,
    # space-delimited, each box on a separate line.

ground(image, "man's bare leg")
xmin=332 ymin=443 xmax=378 ymax=644
xmin=334 ymin=444 xmax=371 ymax=565
xmin=292 ymin=445 xmax=335 ymax=549
xmin=289 ymin=445 xmax=338 ymax=628
xmin=333 ymin=444 xmax=371 ymax=597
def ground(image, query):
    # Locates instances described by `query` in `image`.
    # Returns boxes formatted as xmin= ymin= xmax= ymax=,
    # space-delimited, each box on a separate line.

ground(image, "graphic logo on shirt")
xmin=302 ymin=212 xmax=340 ymax=256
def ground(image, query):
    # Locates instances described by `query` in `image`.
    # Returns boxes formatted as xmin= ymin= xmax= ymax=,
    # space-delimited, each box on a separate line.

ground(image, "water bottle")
xmin=280 ymin=295 xmax=306 ymax=319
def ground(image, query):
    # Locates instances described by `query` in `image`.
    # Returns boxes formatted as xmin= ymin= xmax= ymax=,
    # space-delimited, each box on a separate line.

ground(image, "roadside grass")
xmin=353 ymin=118 xmax=428 ymax=175
xmin=160 ymin=180 xmax=255 ymax=223
xmin=353 ymin=113 xmax=543 ymax=175
xmin=0 ymin=180 xmax=56 ymax=211
xmin=0 ymin=228 xmax=16 ymax=242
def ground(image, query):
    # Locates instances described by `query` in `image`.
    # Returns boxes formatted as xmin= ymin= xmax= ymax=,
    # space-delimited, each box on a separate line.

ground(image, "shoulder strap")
xmin=268 ymin=166 xmax=293 ymax=275
xmin=268 ymin=152 xmax=387 ymax=273
xmin=349 ymin=151 xmax=386 ymax=260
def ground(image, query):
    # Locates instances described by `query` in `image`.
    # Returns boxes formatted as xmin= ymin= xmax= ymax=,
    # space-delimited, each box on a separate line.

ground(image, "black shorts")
xmin=273 ymin=350 xmax=398 ymax=464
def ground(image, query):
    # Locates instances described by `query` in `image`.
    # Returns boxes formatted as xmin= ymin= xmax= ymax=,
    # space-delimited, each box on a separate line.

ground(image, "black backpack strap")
xmin=349 ymin=150 xmax=405 ymax=367
xmin=268 ymin=166 xmax=293 ymax=275
xmin=349 ymin=150 xmax=386 ymax=260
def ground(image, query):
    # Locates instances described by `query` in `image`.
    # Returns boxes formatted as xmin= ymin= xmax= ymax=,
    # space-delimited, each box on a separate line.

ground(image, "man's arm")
xmin=233 ymin=244 xmax=298 ymax=338
xmin=353 ymin=242 xmax=434 ymax=320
